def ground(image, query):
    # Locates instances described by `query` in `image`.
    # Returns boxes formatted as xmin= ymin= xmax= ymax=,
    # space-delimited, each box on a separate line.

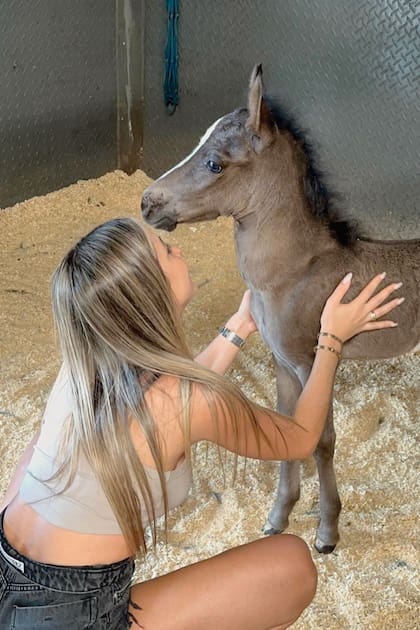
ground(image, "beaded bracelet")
xmin=313 ymin=344 xmax=342 ymax=362
xmin=318 ymin=331 xmax=344 ymax=347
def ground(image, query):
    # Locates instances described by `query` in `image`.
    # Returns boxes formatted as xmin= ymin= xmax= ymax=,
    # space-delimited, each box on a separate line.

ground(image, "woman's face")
xmin=149 ymin=230 xmax=196 ymax=311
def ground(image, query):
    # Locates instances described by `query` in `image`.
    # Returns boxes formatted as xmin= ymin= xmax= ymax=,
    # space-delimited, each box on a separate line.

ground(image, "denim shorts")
xmin=0 ymin=510 xmax=135 ymax=629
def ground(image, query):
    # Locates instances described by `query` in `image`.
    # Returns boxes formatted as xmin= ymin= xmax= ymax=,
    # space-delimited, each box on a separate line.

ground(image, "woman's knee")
xmin=268 ymin=534 xmax=317 ymax=604
xmin=280 ymin=535 xmax=317 ymax=601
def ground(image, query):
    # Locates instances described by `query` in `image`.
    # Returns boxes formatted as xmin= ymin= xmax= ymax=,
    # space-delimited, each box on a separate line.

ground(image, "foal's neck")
xmin=236 ymin=174 xmax=337 ymax=254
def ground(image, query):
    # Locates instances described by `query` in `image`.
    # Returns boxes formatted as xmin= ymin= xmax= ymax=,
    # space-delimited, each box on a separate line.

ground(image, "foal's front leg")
xmin=313 ymin=409 xmax=342 ymax=553
xmin=264 ymin=359 xmax=302 ymax=535
xmin=264 ymin=360 xmax=341 ymax=554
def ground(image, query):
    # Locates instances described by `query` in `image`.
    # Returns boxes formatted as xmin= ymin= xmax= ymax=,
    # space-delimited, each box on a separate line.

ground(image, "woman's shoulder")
xmin=132 ymin=373 xmax=186 ymax=468
xmin=144 ymin=373 xmax=181 ymax=415
xmin=136 ymin=372 xmax=222 ymax=457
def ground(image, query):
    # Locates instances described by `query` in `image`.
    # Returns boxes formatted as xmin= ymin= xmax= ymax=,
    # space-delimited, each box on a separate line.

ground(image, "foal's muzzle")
xmin=141 ymin=192 xmax=178 ymax=231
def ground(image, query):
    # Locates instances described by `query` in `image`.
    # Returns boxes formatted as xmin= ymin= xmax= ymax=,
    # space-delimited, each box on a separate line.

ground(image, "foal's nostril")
xmin=141 ymin=193 xmax=152 ymax=219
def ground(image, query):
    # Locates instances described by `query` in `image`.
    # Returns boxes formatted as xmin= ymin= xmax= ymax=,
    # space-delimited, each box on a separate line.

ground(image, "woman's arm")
xmin=195 ymin=290 xmax=256 ymax=375
xmin=191 ymin=273 xmax=403 ymax=462
xmin=190 ymin=349 xmax=338 ymax=462
xmin=0 ymin=429 xmax=40 ymax=512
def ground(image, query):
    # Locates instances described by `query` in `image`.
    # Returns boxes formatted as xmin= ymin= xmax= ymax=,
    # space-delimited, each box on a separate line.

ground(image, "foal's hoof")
xmin=262 ymin=519 xmax=283 ymax=536
xmin=263 ymin=525 xmax=281 ymax=536
xmin=315 ymin=537 xmax=336 ymax=554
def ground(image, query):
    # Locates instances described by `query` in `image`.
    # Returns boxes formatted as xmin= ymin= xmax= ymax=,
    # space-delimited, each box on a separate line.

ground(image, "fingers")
xmin=321 ymin=271 xmax=404 ymax=343
xmin=366 ymin=296 xmax=404 ymax=322
xmin=363 ymin=279 xmax=404 ymax=326
xmin=361 ymin=319 xmax=398 ymax=332
xmin=331 ymin=273 xmax=403 ymax=317
xmin=238 ymin=290 xmax=251 ymax=312
xmin=327 ymin=272 xmax=353 ymax=303
xmin=367 ymin=282 xmax=403 ymax=311
xmin=356 ymin=272 xmax=387 ymax=303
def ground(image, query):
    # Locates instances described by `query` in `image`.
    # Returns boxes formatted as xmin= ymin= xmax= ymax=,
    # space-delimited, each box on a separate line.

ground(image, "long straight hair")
xmin=51 ymin=217 xmax=279 ymax=554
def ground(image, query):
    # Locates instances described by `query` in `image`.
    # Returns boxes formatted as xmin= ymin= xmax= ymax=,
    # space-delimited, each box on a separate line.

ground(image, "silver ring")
xmin=368 ymin=311 xmax=377 ymax=321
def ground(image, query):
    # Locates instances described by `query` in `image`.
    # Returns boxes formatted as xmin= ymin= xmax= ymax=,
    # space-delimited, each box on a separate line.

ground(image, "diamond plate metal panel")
xmin=0 ymin=1 xmax=117 ymax=207
xmin=142 ymin=0 xmax=419 ymax=238
xmin=351 ymin=1 xmax=418 ymax=97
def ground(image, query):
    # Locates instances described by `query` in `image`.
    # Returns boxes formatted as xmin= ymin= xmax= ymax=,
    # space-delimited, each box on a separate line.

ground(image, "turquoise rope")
xmin=164 ymin=0 xmax=179 ymax=115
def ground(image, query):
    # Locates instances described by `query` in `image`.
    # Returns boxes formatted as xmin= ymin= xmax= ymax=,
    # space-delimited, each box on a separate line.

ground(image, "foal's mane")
xmin=265 ymin=96 xmax=361 ymax=246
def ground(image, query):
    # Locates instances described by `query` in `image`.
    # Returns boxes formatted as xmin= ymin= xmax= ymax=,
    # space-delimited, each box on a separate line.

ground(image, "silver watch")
xmin=219 ymin=326 xmax=246 ymax=349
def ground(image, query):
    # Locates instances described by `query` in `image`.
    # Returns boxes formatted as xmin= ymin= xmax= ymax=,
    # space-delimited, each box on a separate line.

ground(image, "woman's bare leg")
xmin=129 ymin=534 xmax=317 ymax=630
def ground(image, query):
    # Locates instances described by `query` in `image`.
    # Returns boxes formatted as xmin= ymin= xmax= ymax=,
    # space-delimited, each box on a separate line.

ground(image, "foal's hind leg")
xmin=264 ymin=360 xmax=302 ymax=535
xmin=264 ymin=460 xmax=302 ymax=535
xmin=313 ymin=409 xmax=342 ymax=554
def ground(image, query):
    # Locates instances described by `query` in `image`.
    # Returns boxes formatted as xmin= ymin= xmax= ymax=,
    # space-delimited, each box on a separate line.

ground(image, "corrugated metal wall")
xmin=0 ymin=1 xmax=117 ymax=207
xmin=143 ymin=0 xmax=419 ymax=236
xmin=1 ymin=1 xmax=418 ymax=235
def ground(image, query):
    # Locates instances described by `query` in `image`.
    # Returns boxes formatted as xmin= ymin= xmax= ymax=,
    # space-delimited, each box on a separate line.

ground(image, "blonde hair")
xmin=51 ymin=217 xmax=275 ymax=554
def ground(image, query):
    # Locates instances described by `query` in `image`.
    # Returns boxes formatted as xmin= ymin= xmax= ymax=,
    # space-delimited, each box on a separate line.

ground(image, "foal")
xmin=141 ymin=65 xmax=420 ymax=552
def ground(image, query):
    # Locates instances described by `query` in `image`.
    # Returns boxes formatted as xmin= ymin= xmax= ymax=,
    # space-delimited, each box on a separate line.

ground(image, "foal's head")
xmin=142 ymin=65 xmax=290 ymax=230
xmin=142 ymin=65 xmax=357 ymax=246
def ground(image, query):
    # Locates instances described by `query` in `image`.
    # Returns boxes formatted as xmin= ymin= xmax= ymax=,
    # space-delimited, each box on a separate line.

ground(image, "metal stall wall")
xmin=142 ymin=0 xmax=419 ymax=237
xmin=0 ymin=1 xmax=117 ymax=208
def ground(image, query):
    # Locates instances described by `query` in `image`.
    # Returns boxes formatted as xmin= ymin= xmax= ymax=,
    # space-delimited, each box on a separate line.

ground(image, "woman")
xmin=0 ymin=217 xmax=403 ymax=629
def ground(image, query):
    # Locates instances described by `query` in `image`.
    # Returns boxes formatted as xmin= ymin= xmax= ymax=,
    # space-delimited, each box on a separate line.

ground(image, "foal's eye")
xmin=166 ymin=243 xmax=172 ymax=254
xmin=206 ymin=159 xmax=222 ymax=174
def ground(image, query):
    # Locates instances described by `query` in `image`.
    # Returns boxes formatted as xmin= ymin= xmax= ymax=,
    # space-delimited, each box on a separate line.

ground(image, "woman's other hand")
xmin=234 ymin=289 xmax=258 ymax=336
xmin=320 ymin=272 xmax=404 ymax=343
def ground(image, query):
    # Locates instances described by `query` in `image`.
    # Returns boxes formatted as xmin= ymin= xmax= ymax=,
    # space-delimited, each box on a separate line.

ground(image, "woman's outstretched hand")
xmin=320 ymin=272 xmax=404 ymax=343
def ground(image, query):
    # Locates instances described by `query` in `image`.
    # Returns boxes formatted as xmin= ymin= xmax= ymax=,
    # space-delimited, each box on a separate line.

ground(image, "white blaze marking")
xmin=156 ymin=116 xmax=224 ymax=181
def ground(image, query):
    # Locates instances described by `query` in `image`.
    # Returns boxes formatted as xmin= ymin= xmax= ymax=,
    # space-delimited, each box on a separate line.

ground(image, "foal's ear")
xmin=246 ymin=64 xmax=274 ymax=150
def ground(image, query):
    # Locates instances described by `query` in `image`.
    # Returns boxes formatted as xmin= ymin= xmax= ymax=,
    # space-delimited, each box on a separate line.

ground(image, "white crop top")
xmin=19 ymin=366 xmax=192 ymax=535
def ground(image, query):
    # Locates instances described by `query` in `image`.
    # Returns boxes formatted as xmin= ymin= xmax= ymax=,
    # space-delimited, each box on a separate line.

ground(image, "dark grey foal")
xmin=141 ymin=65 xmax=420 ymax=553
